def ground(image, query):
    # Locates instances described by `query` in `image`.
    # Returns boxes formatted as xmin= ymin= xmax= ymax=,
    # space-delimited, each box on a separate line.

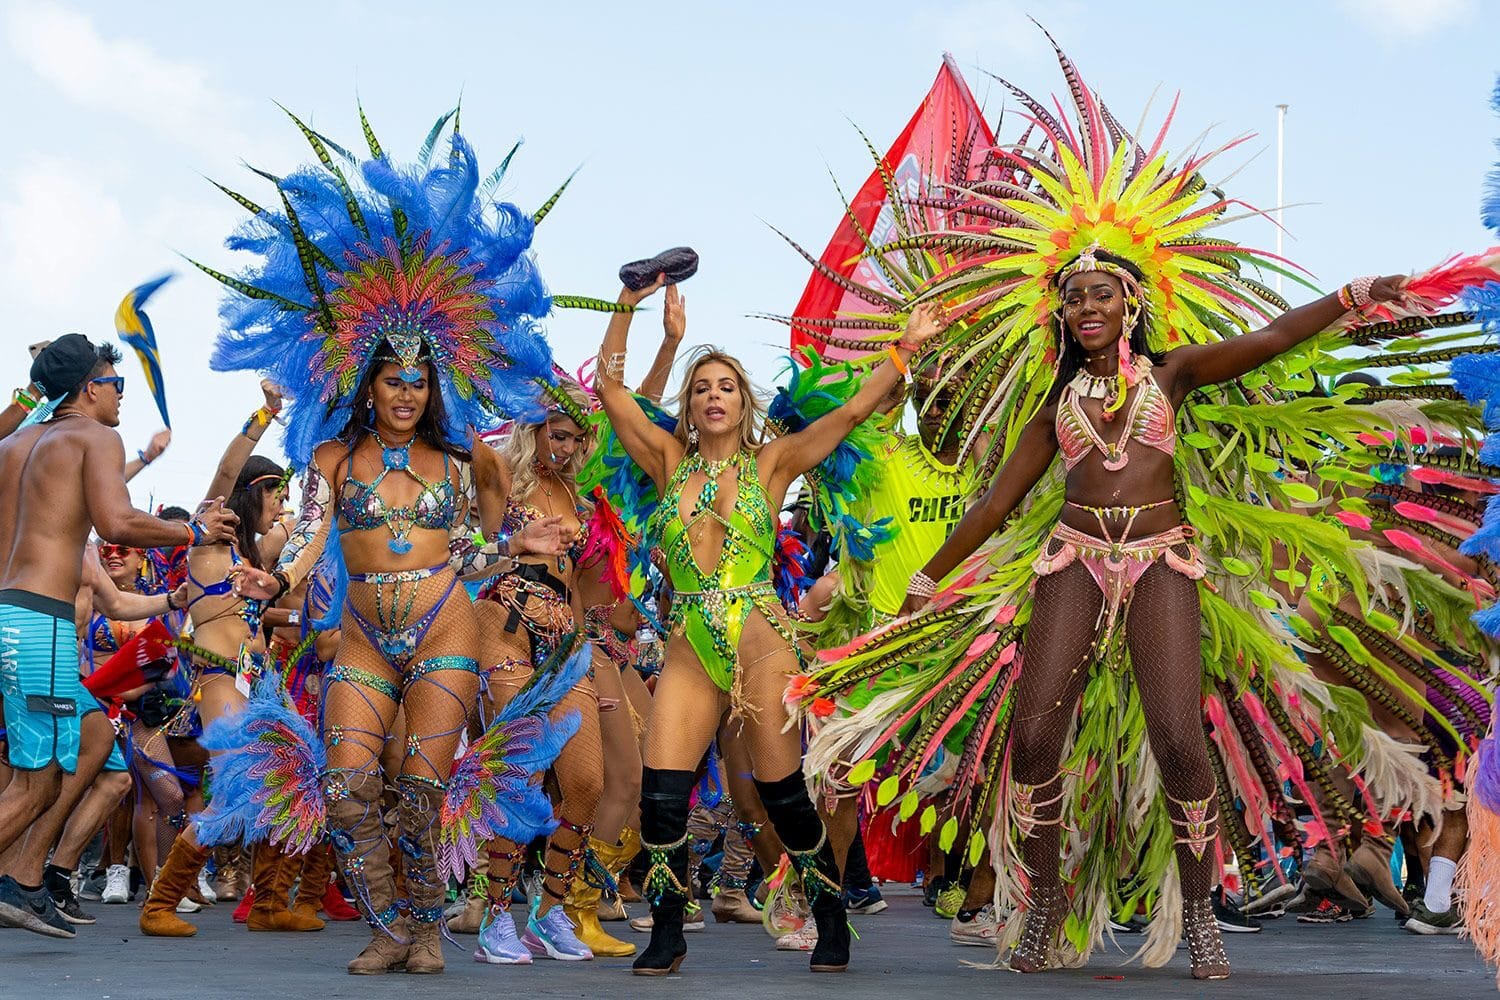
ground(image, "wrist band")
xmin=12 ymin=387 xmax=37 ymax=412
xmin=1336 ymin=284 xmax=1355 ymax=310
xmin=887 ymin=345 xmax=909 ymax=376
xmin=137 ymin=449 xmax=154 ymax=466
xmin=182 ymin=521 xmax=198 ymax=547
xmin=897 ymin=339 xmax=921 ymax=353
xmin=271 ymin=571 xmax=291 ymax=601
xmin=907 ymin=571 xmax=937 ymax=601
xmin=242 ymin=406 xmax=275 ymax=436
xmin=287 ymin=610 xmax=301 ymax=627
xmin=165 ymin=589 xmax=179 ymax=612
xmin=188 ymin=519 xmax=206 ymax=546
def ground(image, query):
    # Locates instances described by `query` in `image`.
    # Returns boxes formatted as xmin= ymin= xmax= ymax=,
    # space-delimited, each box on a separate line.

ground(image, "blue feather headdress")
xmin=200 ymin=106 xmax=586 ymax=468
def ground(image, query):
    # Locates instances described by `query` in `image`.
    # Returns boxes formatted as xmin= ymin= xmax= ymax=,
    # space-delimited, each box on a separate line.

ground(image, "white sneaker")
xmin=950 ymin=903 xmax=1002 ymax=946
xmin=176 ymin=896 xmax=202 ymax=913
xmin=776 ymin=922 xmax=818 ymax=951
xmin=197 ymin=871 xmax=218 ymax=905
xmin=101 ymin=865 xmax=130 ymax=904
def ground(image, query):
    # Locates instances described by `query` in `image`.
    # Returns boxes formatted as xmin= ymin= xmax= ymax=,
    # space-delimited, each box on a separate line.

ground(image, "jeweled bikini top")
xmin=1056 ymin=358 xmax=1176 ymax=472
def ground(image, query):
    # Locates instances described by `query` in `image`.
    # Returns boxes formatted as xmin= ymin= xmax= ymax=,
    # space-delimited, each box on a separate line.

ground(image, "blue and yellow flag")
xmin=115 ymin=274 xmax=174 ymax=427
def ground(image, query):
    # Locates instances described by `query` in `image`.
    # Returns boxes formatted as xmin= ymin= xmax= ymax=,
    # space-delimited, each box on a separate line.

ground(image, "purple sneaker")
xmin=522 ymin=899 xmax=594 ymax=961
xmin=474 ymin=904 xmax=532 ymax=965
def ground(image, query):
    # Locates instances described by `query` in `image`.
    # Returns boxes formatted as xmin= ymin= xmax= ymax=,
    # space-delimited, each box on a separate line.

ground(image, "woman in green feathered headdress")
xmin=899 ymin=243 xmax=1404 ymax=979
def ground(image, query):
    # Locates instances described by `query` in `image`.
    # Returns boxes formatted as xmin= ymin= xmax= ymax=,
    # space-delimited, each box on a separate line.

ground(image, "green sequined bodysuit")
xmin=652 ymin=450 xmax=790 ymax=694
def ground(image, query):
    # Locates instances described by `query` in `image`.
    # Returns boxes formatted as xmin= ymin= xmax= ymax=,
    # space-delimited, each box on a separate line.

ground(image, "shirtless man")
xmin=0 ymin=334 xmax=236 ymax=938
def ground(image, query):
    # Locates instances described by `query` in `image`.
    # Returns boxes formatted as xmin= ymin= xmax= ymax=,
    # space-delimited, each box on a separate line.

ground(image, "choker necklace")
xmin=373 ymin=430 xmax=414 ymax=472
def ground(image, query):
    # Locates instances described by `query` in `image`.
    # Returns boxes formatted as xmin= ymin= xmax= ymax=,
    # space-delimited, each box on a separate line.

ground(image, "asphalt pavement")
xmin=0 ymin=890 xmax=1493 ymax=999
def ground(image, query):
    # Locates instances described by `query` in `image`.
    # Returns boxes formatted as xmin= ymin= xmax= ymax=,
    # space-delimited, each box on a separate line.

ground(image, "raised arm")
xmin=1170 ymin=276 xmax=1403 ymax=393
xmin=763 ymin=302 xmax=944 ymax=485
xmin=900 ymin=407 xmax=1060 ymax=614
xmin=204 ymin=380 xmax=283 ymax=501
xmin=637 ymin=284 xmax=686 ymax=403
xmin=596 ymin=277 xmax=682 ymax=488
xmin=85 ymin=426 xmax=237 ymax=549
xmin=1 ymin=381 xmax=44 ymax=442
xmin=123 ymin=428 xmax=171 ymax=483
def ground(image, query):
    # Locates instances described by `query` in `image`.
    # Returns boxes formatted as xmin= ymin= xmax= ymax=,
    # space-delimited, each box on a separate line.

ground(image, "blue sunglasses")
xmin=90 ymin=375 xmax=125 ymax=395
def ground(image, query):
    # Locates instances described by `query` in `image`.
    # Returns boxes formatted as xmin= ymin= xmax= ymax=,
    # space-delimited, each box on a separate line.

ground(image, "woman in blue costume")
xmin=202 ymin=109 xmax=575 ymax=975
xmin=595 ymin=272 xmax=945 ymax=975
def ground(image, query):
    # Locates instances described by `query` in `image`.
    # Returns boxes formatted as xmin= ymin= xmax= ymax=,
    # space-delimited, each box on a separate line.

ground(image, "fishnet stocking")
xmin=1125 ymin=562 xmax=1218 ymax=901
xmin=129 ymin=719 xmax=186 ymax=876
xmin=1010 ymin=561 xmax=1101 ymax=901
xmin=326 ymin=573 xmax=479 ymax=782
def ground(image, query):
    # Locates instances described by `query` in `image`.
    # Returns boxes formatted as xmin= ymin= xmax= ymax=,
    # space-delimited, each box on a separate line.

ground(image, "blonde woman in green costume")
xmin=596 ymin=272 xmax=944 ymax=975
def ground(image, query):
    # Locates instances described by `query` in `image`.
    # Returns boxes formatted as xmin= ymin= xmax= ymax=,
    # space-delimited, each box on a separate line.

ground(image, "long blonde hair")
xmin=671 ymin=347 xmax=766 ymax=452
xmin=500 ymin=380 xmax=596 ymax=505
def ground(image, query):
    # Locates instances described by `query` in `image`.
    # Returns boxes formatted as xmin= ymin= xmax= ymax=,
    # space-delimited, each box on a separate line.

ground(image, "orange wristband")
xmin=887 ymin=345 xmax=909 ymax=376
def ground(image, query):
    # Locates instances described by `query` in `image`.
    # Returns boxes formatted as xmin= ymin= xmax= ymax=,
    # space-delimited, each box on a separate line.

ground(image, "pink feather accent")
xmin=1241 ymin=690 xmax=1336 ymax=849
xmin=1410 ymin=466 xmax=1500 ymax=494
xmin=908 ymin=661 xmax=1006 ymax=781
xmin=1392 ymin=499 xmax=1477 ymax=536
xmin=578 ymin=489 xmax=632 ymax=601
xmin=1382 ymin=528 xmax=1489 ymax=603
xmin=1335 ymin=510 xmax=1373 ymax=531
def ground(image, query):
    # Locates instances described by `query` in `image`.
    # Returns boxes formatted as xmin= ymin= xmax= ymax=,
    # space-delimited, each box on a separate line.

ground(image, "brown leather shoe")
xmin=347 ymin=922 xmax=410 ymax=975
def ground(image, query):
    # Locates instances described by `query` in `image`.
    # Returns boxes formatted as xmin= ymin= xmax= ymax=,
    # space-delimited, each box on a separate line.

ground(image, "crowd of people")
xmin=2 ymin=42 xmax=1500 ymax=989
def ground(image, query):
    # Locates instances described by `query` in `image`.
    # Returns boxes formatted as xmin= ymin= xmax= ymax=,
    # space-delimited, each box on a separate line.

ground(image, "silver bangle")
xmin=907 ymin=571 xmax=937 ymax=601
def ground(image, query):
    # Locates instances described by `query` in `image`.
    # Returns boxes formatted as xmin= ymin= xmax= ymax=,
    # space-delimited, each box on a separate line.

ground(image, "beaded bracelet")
xmin=1338 ymin=276 xmax=1378 ymax=310
xmin=907 ymin=571 xmax=937 ymax=601
xmin=1348 ymin=275 xmax=1376 ymax=308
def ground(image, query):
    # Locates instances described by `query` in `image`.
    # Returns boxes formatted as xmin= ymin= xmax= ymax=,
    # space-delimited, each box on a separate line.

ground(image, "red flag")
xmin=83 ymin=619 xmax=175 ymax=699
xmin=789 ymin=54 xmax=995 ymax=361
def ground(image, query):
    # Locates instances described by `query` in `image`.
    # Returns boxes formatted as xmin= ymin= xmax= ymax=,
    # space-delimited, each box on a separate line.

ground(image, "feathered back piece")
xmin=766 ymin=348 xmax=895 ymax=557
xmin=203 ymin=105 xmax=560 ymax=467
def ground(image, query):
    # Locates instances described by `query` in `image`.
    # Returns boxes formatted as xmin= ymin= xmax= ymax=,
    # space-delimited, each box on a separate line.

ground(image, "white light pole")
xmin=1275 ymin=104 xmax=1289 ymax=297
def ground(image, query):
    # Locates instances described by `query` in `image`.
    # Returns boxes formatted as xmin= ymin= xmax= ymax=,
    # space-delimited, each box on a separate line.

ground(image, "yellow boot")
xmin=563 ymin=837 xmax=636 ymax=957
xmin=594 ymin=829 xmax=640 ymax=921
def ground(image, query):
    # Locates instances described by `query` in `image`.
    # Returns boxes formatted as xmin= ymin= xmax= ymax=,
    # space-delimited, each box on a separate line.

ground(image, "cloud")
xmin=2 ymin=0 xmax=250 ymax=157
xmin=1336 ymin=0 xmax=1476 ymax=38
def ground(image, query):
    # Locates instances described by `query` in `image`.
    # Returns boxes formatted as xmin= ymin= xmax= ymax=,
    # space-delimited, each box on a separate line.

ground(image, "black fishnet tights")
xmin=1011 ymin=559 xmax=1218 ymax=906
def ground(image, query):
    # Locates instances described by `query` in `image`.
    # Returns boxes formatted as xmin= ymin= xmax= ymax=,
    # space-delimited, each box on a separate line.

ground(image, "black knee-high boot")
xmin=632 ymin=768 xmax=696 ymax=976
xmin=755 ymin=772 xmax=850 ymax=973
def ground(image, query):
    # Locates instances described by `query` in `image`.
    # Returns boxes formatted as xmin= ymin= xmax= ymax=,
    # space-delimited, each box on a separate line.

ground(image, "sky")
xmin=1 ymin=0 xmax=1497 ymax=507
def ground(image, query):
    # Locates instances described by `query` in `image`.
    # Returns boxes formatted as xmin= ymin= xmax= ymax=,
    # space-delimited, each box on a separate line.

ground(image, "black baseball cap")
xmin=30 ymin=333 xmax=100 ymax=400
